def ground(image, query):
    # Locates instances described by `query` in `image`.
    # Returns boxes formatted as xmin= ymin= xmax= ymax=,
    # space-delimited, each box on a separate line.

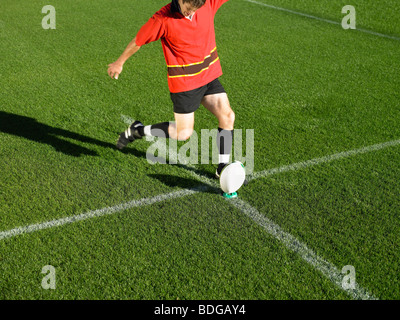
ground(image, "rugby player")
xmin=108 ymin=0 xmax=233 ymax=177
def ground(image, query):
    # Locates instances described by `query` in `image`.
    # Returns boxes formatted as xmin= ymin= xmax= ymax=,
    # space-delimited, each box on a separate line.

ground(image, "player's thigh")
xmin=202 ymin=93 xmax=233 ymax=116
xmin=173 ymin=112 xmax=195 ymax=140
xmin=201 ymin=93 xmax=235 ymax=128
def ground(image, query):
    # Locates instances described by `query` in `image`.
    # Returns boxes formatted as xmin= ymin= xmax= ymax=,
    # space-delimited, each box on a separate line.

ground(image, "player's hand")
xmin=108 ymin=62 xmax=123 ymax=79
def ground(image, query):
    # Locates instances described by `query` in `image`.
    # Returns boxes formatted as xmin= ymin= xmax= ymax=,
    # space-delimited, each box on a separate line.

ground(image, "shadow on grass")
xmin=148 ymin=174 xmax=220 ymax=194
xmin=0 ymin=111 xmax=147 ymax=158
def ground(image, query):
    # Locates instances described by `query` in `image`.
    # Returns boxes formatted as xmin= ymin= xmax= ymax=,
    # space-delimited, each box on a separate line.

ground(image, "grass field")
xmin=0 ymin=0 xmax=399 ymax=300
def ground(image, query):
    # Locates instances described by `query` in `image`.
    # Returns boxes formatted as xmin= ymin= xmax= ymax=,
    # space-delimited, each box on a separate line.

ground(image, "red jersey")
xmin=135 ymin=0 xmax=229 ymax=93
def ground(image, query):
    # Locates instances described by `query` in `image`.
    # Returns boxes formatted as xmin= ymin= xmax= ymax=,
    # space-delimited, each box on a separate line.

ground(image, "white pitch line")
xmin=245 ymin=0 xmax=400 ymax=42
xmin=171 ymin=139 xmax=398 ymax=299
xmin=1 ymin=139 xmax=399 ymax=241
xmin=0 ymin=187 xmax=205 ymax=241
xmin=248 ymin=139 xmax=400 ymax=182
xmin=1 ymin=137 xmax=399 ymax=299
xmin=227 ymin=197 xmax=377 ymax=300
xmin=173 ymin=139 xmax=400 ymax=300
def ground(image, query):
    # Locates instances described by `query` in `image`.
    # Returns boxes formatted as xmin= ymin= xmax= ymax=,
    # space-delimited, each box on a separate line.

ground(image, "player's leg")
xmin=116 ymin=87 xmax=201 ymax=149
xmin=202 ymin=92 xmax=234 ymax=129
xmin=169 ymin=112 xmax=194 ymax=141
xmin=116 ymin=114 xmax=195 ymax=149
xmin=201 ymin=90 xmax=235 ymax=177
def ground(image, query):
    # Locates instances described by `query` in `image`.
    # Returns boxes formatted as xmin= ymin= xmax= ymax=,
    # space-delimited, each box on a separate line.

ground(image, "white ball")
xmin=219 ymin=161 xmax=246 ymax=194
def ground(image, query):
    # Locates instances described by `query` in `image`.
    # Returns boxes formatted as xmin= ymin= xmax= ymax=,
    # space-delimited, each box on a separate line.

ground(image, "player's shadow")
xmin=0 ymin=111 xmax=146 ymax=158
xmin=148 ymin=174 xmax=220 ymax=194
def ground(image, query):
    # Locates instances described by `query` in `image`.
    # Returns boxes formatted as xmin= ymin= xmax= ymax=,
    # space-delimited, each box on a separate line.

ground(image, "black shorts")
xmin=170 ymin=78 xmax=226 ymax=114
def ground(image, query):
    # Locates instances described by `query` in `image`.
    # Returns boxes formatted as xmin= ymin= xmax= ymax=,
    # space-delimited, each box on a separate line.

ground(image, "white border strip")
xmin=245 ymin=0 xmax=400 ymax=41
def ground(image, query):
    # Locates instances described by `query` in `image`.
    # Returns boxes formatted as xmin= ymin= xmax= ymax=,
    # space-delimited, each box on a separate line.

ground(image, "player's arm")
xmin=108 ymin=37 xmax=141 ymax=80
xmin=107 ymin=15 xmax=164 ymax=80
xmin=210 ymin=0 xmax=230 ymax=12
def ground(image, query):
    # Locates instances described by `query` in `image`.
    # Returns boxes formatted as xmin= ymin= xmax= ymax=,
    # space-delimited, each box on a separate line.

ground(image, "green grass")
xmin=0 ymin=0 xmax=399 ymax=299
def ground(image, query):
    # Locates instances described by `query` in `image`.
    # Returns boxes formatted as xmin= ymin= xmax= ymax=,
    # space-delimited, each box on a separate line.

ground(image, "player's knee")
xmin=176 ymin=128 xmax=193 ymax=141
xmin=225 ymin=110 xmax=235 ymax=127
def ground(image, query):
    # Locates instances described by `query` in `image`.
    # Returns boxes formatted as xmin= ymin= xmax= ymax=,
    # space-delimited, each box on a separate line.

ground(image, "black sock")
xmin=138 ymin=122 xmax=170 ymax=138
xmin=217 ymin=127 xmax=233 ymax=169
xmin=137 ymin=125 xmax=145 ymax=137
